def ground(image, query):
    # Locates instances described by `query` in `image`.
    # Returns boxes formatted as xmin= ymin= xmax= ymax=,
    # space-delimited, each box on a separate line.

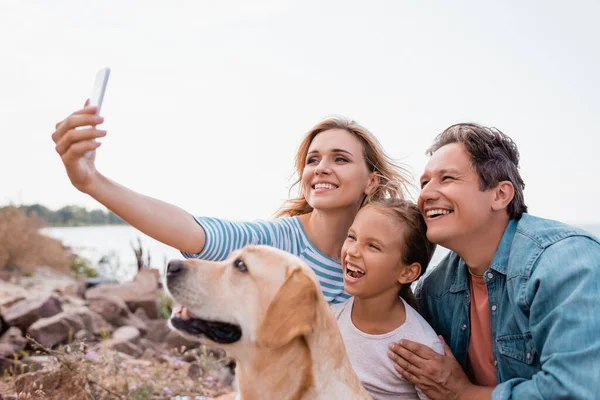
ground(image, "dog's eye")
xmin=233 ymin=258 xmax=248 ymax=273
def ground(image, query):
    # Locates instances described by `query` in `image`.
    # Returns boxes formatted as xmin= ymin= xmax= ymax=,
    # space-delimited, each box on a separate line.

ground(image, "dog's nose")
xmin=166 ymin=260 xmax=185 ymax=277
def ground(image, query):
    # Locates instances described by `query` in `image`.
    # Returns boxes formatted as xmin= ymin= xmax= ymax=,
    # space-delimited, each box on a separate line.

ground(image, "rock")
xmin=52 ymin=282 xmax=84 ymax=298
xmin=3 ymin=294 xmax=63 ymax=331
xmin=27 ymin=312 xmax=85 ymax=348
xmin=69 ymin=306 xmax=113 ymax=336
xmin=138 ymin=338 xmax=156 ymax=351
xmin=0 ymin=343 xmax=17 ymax=358
xmin=86 ymin=269 xmax=160 ymax=318
xmin=99 ymin=326 xmax=145 ymax=358
xmin=0 ymin=282 xmax=27 ymax=312
xmin=57 ymin=295 xmax=88 ymax=312
xmin=18 ymin=266 xmax=80 ymax=295
xmin=74 ymin=329 xmax=95 ymax=341
xmin=0 ymin=326 xmax=27 ymax=347
xmin=144 ymin=319 xmax=171 ymax=343
xmin=141 ymin=347 xmax=157 ymax=360
xmin=87 ymin=295 xmax=148 ymax=334
xmin=134 ymin=306 xmax=150 ymax=321
xmin=112 ymin=326 xmax=141 ymax=344
xmin=101 ymin=338 xmax=143 ymax=357
xmin=0 ymin=327 xmax=26 ymax=356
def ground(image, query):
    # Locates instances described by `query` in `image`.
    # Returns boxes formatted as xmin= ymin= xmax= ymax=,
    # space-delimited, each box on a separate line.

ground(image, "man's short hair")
xmin=427 ymin=123 xmax=528 ymax=219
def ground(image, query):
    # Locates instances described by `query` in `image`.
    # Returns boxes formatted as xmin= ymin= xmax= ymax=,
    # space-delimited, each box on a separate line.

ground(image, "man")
xmin=387 ymin=123 xmax=600 ymax=399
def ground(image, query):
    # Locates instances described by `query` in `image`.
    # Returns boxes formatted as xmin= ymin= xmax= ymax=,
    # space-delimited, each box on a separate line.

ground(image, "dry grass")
xmin=0 ymin=207 xmax=73 ymax=275
xmin=0 ymin=337 xmax=232 ymax=399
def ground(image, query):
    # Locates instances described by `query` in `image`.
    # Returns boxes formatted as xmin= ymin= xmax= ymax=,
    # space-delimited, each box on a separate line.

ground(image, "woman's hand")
xmin=51 ymin=102 xmax=106 ymax=193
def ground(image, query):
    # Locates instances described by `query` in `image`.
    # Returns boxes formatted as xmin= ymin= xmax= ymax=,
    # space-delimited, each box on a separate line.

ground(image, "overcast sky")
xmin=1 ymin=0 xmax=599 ymax=225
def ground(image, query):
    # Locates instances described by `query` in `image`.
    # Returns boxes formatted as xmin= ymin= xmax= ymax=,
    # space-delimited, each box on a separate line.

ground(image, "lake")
xmin=42 ymin=223 xmax=600 ymax=282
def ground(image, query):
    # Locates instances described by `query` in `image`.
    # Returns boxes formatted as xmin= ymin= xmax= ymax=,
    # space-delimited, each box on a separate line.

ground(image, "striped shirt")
xmin=181 ymin=216 xmax=350 ymax=304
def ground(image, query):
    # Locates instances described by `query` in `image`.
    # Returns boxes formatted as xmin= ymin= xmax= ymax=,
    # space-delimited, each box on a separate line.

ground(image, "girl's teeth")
xmin=347 ymin=265 xmax=365 ymax=274
xmin=346 ymin=263 xmax=366 ymax=279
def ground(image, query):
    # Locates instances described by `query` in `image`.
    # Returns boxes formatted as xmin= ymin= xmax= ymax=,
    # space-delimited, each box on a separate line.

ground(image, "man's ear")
xmin=364 ymin=173 xmax=380 ymax=196
xmin=398 ymin=262 xmax=421 ymax=285
xmin=258 ymin=266 xmax=318 ymax=349
xmin=491 ymin=181 xmax=515 ymax=211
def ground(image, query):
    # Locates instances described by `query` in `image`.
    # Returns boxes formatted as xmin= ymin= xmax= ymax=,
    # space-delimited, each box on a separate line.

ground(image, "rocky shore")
xmin=0 ymin=266 xmax=235 ymax=399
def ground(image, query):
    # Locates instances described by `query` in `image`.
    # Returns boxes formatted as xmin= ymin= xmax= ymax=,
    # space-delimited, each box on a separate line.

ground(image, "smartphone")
xmin=89 ymin=67 xmax=110 ymax=114
xmin=84 ymin=67 xmax=110 ymax=158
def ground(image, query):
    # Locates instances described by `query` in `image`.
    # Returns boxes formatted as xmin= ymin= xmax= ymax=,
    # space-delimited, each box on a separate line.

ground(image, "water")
xmin=42 ymin=225 xmax=182 ymax=282
xmin=42 ymin=223 xmax=600 ymax=282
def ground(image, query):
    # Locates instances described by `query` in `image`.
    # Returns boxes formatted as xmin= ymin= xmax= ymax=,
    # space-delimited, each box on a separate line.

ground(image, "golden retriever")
xmin=165 ymin=245 xmax=371 ymax=400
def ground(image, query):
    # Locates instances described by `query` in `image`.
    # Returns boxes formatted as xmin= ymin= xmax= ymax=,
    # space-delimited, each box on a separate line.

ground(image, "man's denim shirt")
xmin=415 ymin=214 xmax=600 ymax=399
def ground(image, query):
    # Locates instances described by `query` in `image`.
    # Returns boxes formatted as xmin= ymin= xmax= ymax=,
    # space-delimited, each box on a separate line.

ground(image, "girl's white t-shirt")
xmin=330 ymin=297 xmax=444 ymax=400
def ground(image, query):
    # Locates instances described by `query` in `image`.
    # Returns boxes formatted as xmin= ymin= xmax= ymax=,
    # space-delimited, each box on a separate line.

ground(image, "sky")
xmin=1 ymin=0 xmax=599 ymax=225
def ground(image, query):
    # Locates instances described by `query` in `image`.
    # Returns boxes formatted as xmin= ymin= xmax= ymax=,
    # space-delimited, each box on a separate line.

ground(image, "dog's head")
xmin=165 ymin=246 xmax=320 ymax=352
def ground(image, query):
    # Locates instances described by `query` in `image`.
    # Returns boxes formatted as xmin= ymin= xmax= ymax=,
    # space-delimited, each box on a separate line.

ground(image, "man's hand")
xmin=388 ymin=336 xmax=488 ymax=400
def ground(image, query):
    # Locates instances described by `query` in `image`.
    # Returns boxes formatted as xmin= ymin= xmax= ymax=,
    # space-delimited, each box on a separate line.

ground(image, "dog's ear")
xmin=258 ymin=266 xmax=318 ymax=348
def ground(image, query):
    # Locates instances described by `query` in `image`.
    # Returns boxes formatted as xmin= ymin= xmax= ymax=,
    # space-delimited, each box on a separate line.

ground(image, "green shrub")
xmin=158 ymin=291 xmax=174 ymax=319
xmin=70 ymin=256 xmax=98 ymax=278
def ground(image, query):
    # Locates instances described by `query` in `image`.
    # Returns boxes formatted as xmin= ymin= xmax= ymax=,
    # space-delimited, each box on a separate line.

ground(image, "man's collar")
xmin=489 ymin=219 xmax=518 ymax=275
xmin=449 ymin=258 xmax=469 ymax=293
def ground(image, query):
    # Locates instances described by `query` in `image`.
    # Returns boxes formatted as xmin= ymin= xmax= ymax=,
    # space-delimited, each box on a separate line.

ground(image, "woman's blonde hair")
xmin=276 ymin=116 xmax=412 ymax=217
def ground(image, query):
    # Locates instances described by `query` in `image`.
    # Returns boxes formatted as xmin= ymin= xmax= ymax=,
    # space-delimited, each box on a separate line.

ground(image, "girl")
xmin=331 ymin=198 xmax=443 ymax=399
xmin=52 ymin=106 xmax=411 ymax=303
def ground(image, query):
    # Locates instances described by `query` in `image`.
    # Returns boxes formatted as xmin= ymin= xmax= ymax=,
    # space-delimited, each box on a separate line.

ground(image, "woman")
xmin=52 ymin=104 xmax=411 ymax=303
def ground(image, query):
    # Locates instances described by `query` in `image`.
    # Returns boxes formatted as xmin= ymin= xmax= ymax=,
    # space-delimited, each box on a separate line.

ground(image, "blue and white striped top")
xmin=182 ymin=216 xmax=350 ymax=304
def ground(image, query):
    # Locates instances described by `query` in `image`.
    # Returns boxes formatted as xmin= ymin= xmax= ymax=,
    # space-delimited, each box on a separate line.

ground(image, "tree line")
xmin=3 ymin=204 xmax=126 ymax=227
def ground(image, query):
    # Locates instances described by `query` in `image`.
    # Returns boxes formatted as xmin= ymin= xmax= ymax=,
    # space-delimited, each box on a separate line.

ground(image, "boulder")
xmin=144 ymin=319 xmax=171 ymax=343
xmin=101 ymin=338 xmax=143 ymax=358
xmin=87 ymin=295 xmax=148 ymax=334
xmin=0 ymin=282 xmax=27 ymax=312
xmin=27 ymin=312 xmax=85 ymax=348
xmin=0 ymin=343 xmax=16 ymax=358
xmin=18 ymin=266 xmax=81 ymax=295
xmin=112 ymin=326 xmax=141 ymax=344
xmin=0 ymin=327 xmax=26 ymax=356
xmin=52 ymin=282 xmax=84 ymax=298
xmin=69 ymin=306 xmax=113 ymax=336
xmin=3 ymin=294 xmax=62 ymax=331
xmin=74 ymin=329 xmax=95 ymax=342
xmin=57 ymin=295 xmax=88 ymax=312
xmin=86 ymin=269 xmax=160 ymax=318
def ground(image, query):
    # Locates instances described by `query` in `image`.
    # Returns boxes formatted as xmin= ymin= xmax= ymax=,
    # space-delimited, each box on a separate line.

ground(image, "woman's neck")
xmin=299 ymin=209 xmax=357 ymax=260
xmin=351 ymin=289 xmax=406 ymax=334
